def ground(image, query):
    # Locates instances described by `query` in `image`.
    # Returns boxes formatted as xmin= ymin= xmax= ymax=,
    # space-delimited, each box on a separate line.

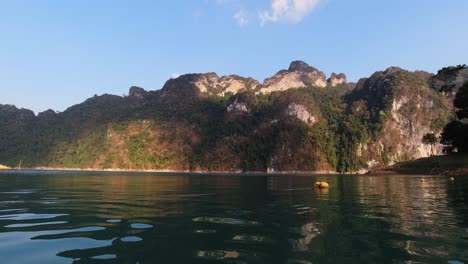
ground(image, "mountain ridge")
xmin=0 ymin=61 xmax=464 ymax=173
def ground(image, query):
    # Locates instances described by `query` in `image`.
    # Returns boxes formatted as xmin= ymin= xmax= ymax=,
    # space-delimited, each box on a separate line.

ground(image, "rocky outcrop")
xmin=0 ymin=104 xmax=35 ymax=122
xmin=260 ymin=61 xmax=327 ymax=93
xmin=327 ymin=73 xmax=347 ymax=87
xmin=285 ymin=103 xmax=317 ymax=124
xmin=227 ymin=98 xmax=249 ymax=113
xmin=161 ymin=73 xmax=259 ymax=98
xmin=160 ymin=61 xmax=347 ymax=97
xmin=431 ymin=65 xmax=468 ymax=97
xmin=37 ymin=109 xmax=57 ymax=118
xmin=218 ymin=75 xmax=260 ymax=95
xmin=349 ymin=67 xmax=451 ymax=169
xmin=129 ymin=86 xmax=147 ymax=99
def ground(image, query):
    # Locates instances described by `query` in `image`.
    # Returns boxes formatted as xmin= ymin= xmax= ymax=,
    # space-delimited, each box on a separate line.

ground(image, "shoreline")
xmin=2 ymin=154 xmax=467 ymax=176
xmin=2 ymin=167 xmax=347 ymax=176
xmin=369 ymin=154 xmax=468 ymax=176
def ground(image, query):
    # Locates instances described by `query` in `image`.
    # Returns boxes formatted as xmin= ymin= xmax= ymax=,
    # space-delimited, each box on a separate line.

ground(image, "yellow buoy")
xmin=314 ymin=182 xmax=329 ymax=188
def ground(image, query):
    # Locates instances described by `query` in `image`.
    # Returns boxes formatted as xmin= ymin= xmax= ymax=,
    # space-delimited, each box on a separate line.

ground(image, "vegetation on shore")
xmin=371 ymin=154 xmax=468 ymax=176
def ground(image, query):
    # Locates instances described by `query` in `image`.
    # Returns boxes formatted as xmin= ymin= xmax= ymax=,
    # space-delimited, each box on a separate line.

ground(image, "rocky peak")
xmin=288 ymin=60 xmax=317 ymax=72
xmin=161 ymin=72 xmax=258 ymax=97
xmin=161 ymin=73 xmax=212 ymax=98
xmin=37 ymin=109 xmax=57 ymax=118
xmin=260 ymin=61 xmax=327 ymax=94
xmin=327 ymin=73 xmax=347 ymax=87
xmin=129 ymin=86 xmax=147 ymax=99
xmin=431 ymin=65 xmax=468 ymax=97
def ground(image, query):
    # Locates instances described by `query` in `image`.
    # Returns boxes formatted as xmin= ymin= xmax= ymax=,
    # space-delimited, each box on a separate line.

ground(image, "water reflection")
xmin=0 ymin=172 xmax=466 ymax=263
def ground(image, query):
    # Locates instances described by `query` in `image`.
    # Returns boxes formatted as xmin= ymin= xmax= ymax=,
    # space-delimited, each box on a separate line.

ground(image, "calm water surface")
xmin=0 ymin=171 xmax=467 ymax=264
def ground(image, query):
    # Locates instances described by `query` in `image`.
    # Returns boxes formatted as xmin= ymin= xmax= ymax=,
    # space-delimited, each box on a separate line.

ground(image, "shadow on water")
xmin=0 ymin=172 xmax=467 ymax=263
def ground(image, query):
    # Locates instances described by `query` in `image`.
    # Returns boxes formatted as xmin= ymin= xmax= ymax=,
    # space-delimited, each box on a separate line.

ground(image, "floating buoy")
xmin=450 ymin=177 xmax=455 ymax=181
xmin=314 ymin=182 xmax=329 ymax=188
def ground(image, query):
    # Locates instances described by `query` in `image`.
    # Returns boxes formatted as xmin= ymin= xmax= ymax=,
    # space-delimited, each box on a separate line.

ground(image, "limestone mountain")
xmin=260 ymin=61 xmax=328 ymax=93
xmin=339 ymin=67 xmax=451 ymax=171
xmin=328 ymin=73 xmax=347 ymax=87
xmin=160 ymin=61 xmax=346 ymax=98
xmin=161 ymin=73 xmax=259 ymax=98
xmin=0 ymin=61 xmax=457 ymax=172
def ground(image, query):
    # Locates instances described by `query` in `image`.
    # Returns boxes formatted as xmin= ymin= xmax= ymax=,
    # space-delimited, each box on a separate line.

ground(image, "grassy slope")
xmin=371 ymin=154 xmax=468 ymax=176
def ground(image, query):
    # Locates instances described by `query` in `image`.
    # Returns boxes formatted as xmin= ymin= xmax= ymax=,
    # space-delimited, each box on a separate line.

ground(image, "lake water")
xmin=0 ymin=171 xmax=467 ymax=264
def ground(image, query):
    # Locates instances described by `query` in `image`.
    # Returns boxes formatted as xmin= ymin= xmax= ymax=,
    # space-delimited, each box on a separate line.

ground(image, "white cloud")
xmin=259 ymin=0 xmax=321 ymax=25
xmin=234 ymin=9 xmax=249 ymax=26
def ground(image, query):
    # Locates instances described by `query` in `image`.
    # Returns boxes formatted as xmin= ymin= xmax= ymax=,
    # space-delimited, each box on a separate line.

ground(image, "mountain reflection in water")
xmin=0 ymin=171 xmax=467 ymax=263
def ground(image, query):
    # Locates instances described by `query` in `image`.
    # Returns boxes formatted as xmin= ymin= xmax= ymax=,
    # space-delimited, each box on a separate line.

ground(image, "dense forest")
xmin=1 ymin=62 xmax=466 ymax=173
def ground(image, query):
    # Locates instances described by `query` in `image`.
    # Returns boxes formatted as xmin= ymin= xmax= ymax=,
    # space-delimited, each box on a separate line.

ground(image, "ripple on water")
xmin=0 ymin=213 xmax=68 ymax=220
xmin=130 ymin=223 xmax=153 ymax=229
xmin=448 ymin=260 xmax=465 ymax=264
xmin=193 ymin=217 xmax=259 ymax=226
xmin=121 ymin=236 xmax=142 ymax=242
xmin=72 ymin=226 xmax=106 ymax=232
xmin=0 ymin=209 xmax=26 ymax=213
xmin=232 ymin=235 xmax=267 ymax=243
xmin=5 ymin=221 xmax=67 ymax=228
xmin=0 ymin=190 xmax=36 ymax=194
xmin=164 ymin=193 xmax=217 ymax=198
xmin=106 ymin=219 xmax=122 ymax=223
xmin=287 ymin=259 xmax=313 ymax=264
xmin=30 ymin=226 xmax=107 ymax=240
xmin=196 ymin=250 xmax=240 ymax=260
xmin=91 ymin=254 xmax=117 ymax=260
xmin=194 ymin=229 xmax=217 ymax=234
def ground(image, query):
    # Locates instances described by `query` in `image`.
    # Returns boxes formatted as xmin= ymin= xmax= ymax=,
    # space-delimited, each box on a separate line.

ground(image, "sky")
xmin=1 ymin=0 xmax=467 ymax=113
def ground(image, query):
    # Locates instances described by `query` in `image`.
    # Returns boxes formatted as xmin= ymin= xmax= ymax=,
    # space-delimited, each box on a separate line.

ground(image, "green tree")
xmin=441 ymin=81 xmax=468 ymax=153
xmin=422 ymin=133 xmax=438 ymax=156
xmin=454 ymin=81 xmax=468 ymax=120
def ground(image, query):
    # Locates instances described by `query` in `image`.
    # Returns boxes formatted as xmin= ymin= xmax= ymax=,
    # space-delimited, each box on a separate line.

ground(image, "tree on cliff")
xmin=422 ymin=133 xmax=438 ymax=156
xmin=441 ymin=81 xmax=468 ymax=153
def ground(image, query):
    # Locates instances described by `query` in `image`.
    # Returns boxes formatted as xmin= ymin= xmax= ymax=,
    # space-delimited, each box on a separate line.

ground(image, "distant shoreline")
xmin=369 ymin=154 xmax=468 ymax=176
xmin=2 ymin=155 xmax=466 ymax=176
xmin=1 ymin=167 xmax=346 ymax=176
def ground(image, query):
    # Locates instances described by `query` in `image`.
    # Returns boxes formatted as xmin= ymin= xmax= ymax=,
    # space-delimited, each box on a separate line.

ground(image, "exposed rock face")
xmin=227 ymin=98 xmax=249 ymax=113
xmin=349 ymin=67 xmax=451 ymax=169
xmin=285 ymin=103 xmax=317 ymax=124
xmin=218 ymin=75 xmax=260 ymax=95
xmin=327 ymin=73 xmax=347 ymax=87
xmin=161 ymin=73 xmax=259 ymax=98
xmin=431 ymin=65 xmax=468 ymax=97
xmin=260 ymin=61 xmax=327 ymax=93
xmin=129 ymin=86 xmax=147 ymax=99
xmin=160 ymin=61 xmax=345 ymax=97
xmin=389 ymin=97 xmax=440 ymax=159
xmin=161 ymin=73 xmax=215 ymax=98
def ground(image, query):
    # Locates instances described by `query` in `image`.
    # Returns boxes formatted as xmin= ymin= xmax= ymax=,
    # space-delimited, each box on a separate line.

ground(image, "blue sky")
xmin=1 ymin=0 xmax=467 ymax=113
